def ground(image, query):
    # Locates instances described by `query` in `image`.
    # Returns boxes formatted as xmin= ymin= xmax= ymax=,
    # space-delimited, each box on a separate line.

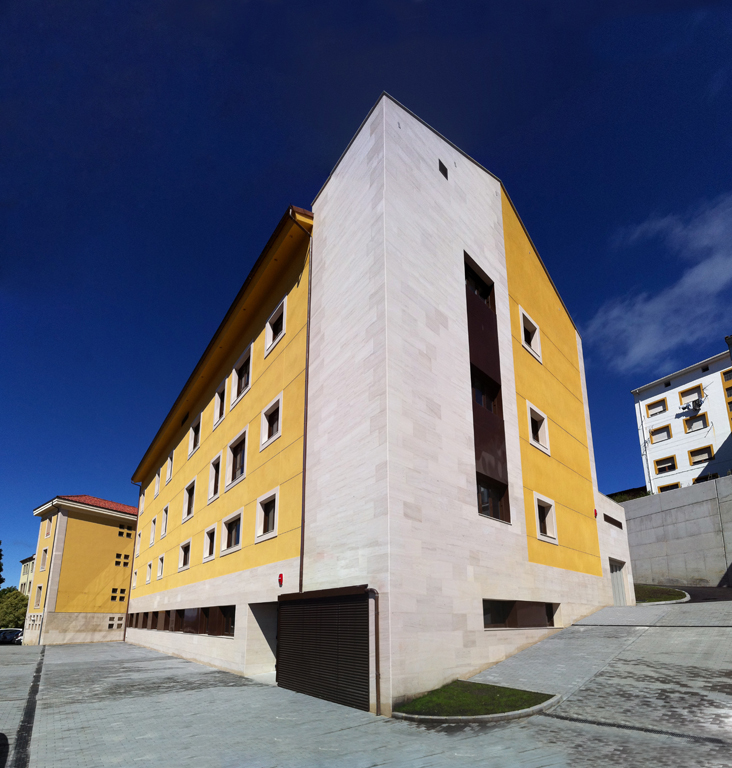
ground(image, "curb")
xmin=391 ymin=693 xmax=562 ymax=724
xmin=636 ymin=590 xmax=690 ymax=606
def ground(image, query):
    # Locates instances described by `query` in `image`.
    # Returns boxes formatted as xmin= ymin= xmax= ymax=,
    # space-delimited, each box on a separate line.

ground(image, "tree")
xmin=0 ymin=587 xmax=28 ymax=628
xmin=0 ymin=539 xmax=4 ymax=587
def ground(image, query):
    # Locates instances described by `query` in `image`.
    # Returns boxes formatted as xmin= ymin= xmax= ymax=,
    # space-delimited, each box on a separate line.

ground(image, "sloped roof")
xmin=57 ymin=495 xmax=138 ymax=516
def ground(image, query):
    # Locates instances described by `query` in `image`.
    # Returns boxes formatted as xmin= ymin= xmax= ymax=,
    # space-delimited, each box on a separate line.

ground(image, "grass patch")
xmin=393 ymin=680 xmax=553 ymax=717
xmin=634 ymin=584 xmax=686 ymax=603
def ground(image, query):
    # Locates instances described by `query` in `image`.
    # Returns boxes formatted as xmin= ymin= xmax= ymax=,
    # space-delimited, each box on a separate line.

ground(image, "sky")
xmin=1 ymin=1 xmax=731 ymax=580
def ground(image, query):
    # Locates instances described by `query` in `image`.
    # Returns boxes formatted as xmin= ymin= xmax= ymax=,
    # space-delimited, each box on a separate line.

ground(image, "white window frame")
xmin=260 ymin=392 xmax=283 ymax=451
xmin=135 ymin=531 xmax=141 ymax=558
xmin=519 ymin=306 xmax=542 ymax=363
xmin=166 ymin=451 xmax=174 ymax=485
xmin=202 ymin=524 xmax=217 ymax=563
xmin=208 ymin=452 xmax=223 ymax=503
xmin=255 ymin=487 xmax=279 ymax=543
xmin=264 ymin=296 xmax=287 ymax=357
xmin=34 ymin=585 xmax=42 ymax=609
xmin=178 ymin=539 xmax=192 ymax=572
xmin=146 ymin=562 xmax=152 ymax=584
xmin=213 ymin=378 xmax=227 ymax=430
xmin=40 ymin=547 xmax=48 ymax=571
xmin=161 ymin=506 xmax=168 ymax=538
xmin=182 ymin=478 xmax=196 ymax=523
xmin=221 ymin=509 xmax=243 ymax=556
xmin=188 ymin=413 xmax=202 ymax=458
xmin=534 ymin=492 xmax=558 ymax=544
xmin=132 ymin=570 xmax=137 ymax=589
xmin=154 ymin=468 xmax=161 ymax=498
xmin=526 ymin=401 xmax=551 ymax=456
xmin=230 ymin=345 xmax=252 ymax=410
xmin=44 ymin=518 xmax=52 ymax=537
xmin=139 ymin=491 xmax=145 ymax=517
xmin=149 ymin=516 xmax=156 ymax=546
xmin=157 ymin=554 xmax=164 ymax=580
xmin=226 ymin=426 xmax=248 ymax=490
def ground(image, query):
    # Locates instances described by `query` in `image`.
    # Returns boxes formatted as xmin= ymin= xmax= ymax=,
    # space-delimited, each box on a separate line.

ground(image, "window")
xmin=679 ymin=385 xmax=703 ymax=406
xmin=527 ymin=402 xmax=550 ymax=455
xmin=483 ymin=600 xmax=555 ymax=629
xmin=658 ymin=483 xmax=680 ymax=492
xmin=183 ymin=480 xmax=196 ymax=521
xmin=213 ymin=379 xmax=227 ymax=428
xmin=222 ymin=605 xmax=236 ymax=636
xmin=34 ymin=586 xmax=42 ymax=609
xmin=111 ymin=588 xmax=118 ymax=601
xmin=146 ymin=562 xmax=152 ymax=584
xmin=701 ymin=366 xmax=709 ymax=373
xmin=646 ymin=398 xmax=668 ymax=417
xmin=649 ymin=425 xmax=672 ymax=443
xmin=179 ymin=540 xmax=191 ymax=571
xmin=439 ymin=159 xmax=448 ymax=179
xmin=689 ymin=445 xmax=713 ymax=465
xmin=203 ymin=525 xmax=216 ymax=562
xmin=264 ymin=298 xmax=286 ymax=356
xmin=221 ymin=511 xmax=242 ymax=554
xmin=519 ymin=307 xmax=542 ymax=362
xmin=154 ymin=469 xmax=161 ymax=498
xmin=118 ymin=524 xmax=133 ymax=539
xmin=166 ymin=451 xmax=174 ymax=484
xmin=139 ymin=492 xmax=145 ymax=516
xmin=260 ymin=394 xmax=282 ymax=450
xmin=157 ymin=555 xmax=164 ymax=579
xmin=256 ymin=489 xmax=278 ymax=542
xmin=150 ymin=517 xmax=156 ymax=546
xmin=231 ymin=346 xmax=252 ymax=407
xmin=114 ymin=553 xmax=130 ymax=567
xmin=45 ymin=518 xmax=52 ymax=537
xmin=132 ymin=570 xmax=137 ymax=588
xmin=161 ymin=507 xmax=168 ymax=537
xmin=476 ymin=473 xmax=510 ymax=523
xmin=684 ymin=413 xmax=708 ymax=433
xmin=226 ymin=428 xmax=247 ymax=488
xmin=135 ymin=531 xmax=141 ymax=557
xmin=188 ymin=415 xmax=201 ymax=456
xmin=119 ymin=589 xmax=126 ymax=603
xmin=209 ymin=454 xmax=222 ymax=501
xmin=604 ymin=514 xmax=623 ymax=529
xmin=471 ymin=366 xmax=501 ymax=415
xmin=694 ymin=473 xmax=719 ymax=483
xmin=534 ymin=494 xmax=557 ymax=542
xmin=465 ymin=260 xmax=495 ymax=311
xmin=654 ymin=456 xmax=677 ymax=475
xmin=40 ymin=548 xmax=48 ymax=571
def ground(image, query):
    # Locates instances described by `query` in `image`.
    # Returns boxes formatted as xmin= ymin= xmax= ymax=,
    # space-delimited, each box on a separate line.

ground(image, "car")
xmin=0 ymin=629 xmax=22 ymax=644
xmin=12 ymin=632 xmax=24 ymax=645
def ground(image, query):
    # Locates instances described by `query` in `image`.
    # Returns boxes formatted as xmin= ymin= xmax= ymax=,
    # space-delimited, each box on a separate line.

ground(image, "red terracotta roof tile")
xmin=57 ymin=495 xmax=138 ymax=517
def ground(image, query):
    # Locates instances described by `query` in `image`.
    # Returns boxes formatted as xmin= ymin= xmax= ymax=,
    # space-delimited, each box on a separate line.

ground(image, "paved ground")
xmin=2 ymin=601 xmax=732 ymax=768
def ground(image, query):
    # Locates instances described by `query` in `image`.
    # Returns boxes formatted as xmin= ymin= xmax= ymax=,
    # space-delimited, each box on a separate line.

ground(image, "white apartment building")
xmin=632 ymin=348 xmax=732 ymax=493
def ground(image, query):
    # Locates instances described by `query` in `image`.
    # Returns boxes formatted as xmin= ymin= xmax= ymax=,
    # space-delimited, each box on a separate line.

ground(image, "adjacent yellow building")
xmin=23 ymin=495 xmax=137 ymax=645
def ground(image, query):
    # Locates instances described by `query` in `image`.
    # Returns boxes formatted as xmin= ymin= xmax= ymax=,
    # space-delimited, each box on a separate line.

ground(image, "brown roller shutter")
xmin=277 ymin=590 xmax=369 ymax=711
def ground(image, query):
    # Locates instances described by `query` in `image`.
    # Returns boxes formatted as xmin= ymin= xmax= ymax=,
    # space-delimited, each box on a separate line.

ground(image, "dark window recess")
xmin=237 ymin=358 xmax=250 ymax=397
xmin=483 ymin=599 xmax=555 ymax=629
xmin=150 ymin=611 xmax=158 ymax=631
xmin=664 ymin=381 xmax=671 ymax=388
xmin=537 ymin=502 xmax=551 ymax=536
xmin=182 ymin=607 xmax=199 ymax=634
xmin=191 ymin=421 xmax=200 ymax=450
xmin=164 ymin=610 xmax=171 ymax=631
xmin=477 ymin=473 xmax=509 ymax=523
xmin=465 ymin=263 xmax=495 ymax=311
xmin=212 ymin=459 xmax=220 ymax=496
xmin=131 ymin=606 xmax=235 ymax=636
xmin=262 ymin=499 xmax=276 ymax=534
xmin=271 ymin=311 xmax=283 ymax=339
xmin=604 ymin=514 xmax=623 ymax=530
xmin=222 ymin=605 xmax=236 ymax=636
xmin=226 ymin=517 xmax=241 ymax=549
xmin=267 ymin=406 xmax=280 ymax=439
xmin=142 ymin=612 xmax=149 ymax=629
xmin=471 ymin=366 xmax=502 ymax=416
xmin=701 ymin=366 xmax=709 ymax=372
xmin=232 ymin=438 xmax=246 ymax=481
xmin=531 ymin=416 xmax=542 ymax=444
xmin=439 ymin=159 xmax=448 ymax=179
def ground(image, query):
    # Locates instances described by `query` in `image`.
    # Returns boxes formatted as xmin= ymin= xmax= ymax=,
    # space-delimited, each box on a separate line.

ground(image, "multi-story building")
xmin=18 ymin=555 xmax=34 ymax=597
xmin=23 ymin=494 xmax=137 ymax=645
xmin=126 ymin=94 xmax=632 ymax=715
xmin=632 ymin=347 xmax=732 ymax=493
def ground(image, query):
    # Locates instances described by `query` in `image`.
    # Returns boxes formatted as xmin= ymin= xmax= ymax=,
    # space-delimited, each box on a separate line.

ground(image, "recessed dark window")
xmin=191 ymin=420 xmax=200 ymax=450
xmin=477 ymin=473 xmax=509 ymax=523
xmin=664 ymin=381 xmax=671 ymax=388
xmin=267 ymin=406 xmax=280 ymax=440
xmin=471 ymin=366 xmax=502 ymax=416
xmin=232 ymin=437 xmax=246 ymax=481
xmin=212 ymin=459 xmax=220 ymax=496
xmin=537 ymin=501 xmax=551 ymax=536
xmin=483 ymin=599 xmax=555 ymax=629
xmin=237 ymin=357 xmax=250 ymax=397
xmin=262 ymin=499 xmax=276 ymax=534
xmin=271 ymin=312 xmax=283 ymax=339
xmin=226 ymin=517 xmax=241 ymax=549
xmin=438 ymin=159 xmax=448 ymax=179
xmin=465 ymin=262 xmax=495 ymax=311
xmin=701 ymin=366 xmax=709 ymax=372
xmin=604 ymin=514 xmax=623 ymax=529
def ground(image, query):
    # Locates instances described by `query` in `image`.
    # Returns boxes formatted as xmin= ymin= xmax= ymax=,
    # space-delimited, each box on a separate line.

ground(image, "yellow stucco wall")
xmin=27 ymin=514 xmax=57 ymax=611
xmin=502 ymin=192 xmax=602 ymax=576
xmin=132 ymin=236 xmax=309 ymax=599
xmin=55 ymin=512 xmax=135 ymax=613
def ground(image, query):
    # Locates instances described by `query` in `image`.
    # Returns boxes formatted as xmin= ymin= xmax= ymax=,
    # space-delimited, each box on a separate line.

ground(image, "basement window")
xmin=519 ymin=307 xmax=542 ymax=362
xmin=483 ymin=600 xmax=556 ymax=629
xmin=264 ymin=298 xmax=286 ymax=356
xmin=604 ymin=514 xmax=623 ymax=529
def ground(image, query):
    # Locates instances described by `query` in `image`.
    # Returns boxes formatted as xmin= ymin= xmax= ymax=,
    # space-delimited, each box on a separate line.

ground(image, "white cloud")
xmin=585 ymin=193 xmax=732 ymax=375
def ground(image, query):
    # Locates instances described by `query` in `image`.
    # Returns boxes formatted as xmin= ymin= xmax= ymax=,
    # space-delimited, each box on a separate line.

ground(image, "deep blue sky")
xmin=2 ymin=1 xmax=731 ymax=580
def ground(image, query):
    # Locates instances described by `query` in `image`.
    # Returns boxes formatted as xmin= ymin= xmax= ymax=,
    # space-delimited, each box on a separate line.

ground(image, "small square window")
xmin=119 ymin=589 xmax=126 ymax=603
xmin=256 ymin=489 xmax=278 ymax=542
xmin=115 ymin=553 xmax=122 ymax=567
xmin=654 ymin=455 xmax=677 ymax=475
xmin=126 ymin=525 xmax=133 ymax=539
xmin=150 ymin=517 xmax=157 ymax=546
xmin=183 ymin=480 xmax=196 ymax=521
xmin=231 ymin=346 xmax=252 ymax=407
xmin=157 ymin=555 xmax=164 ymax=579
xmin=154 ymin=469 xmax=161 ymax=498
xmin=166 ymin=451 xmax=174 ymax=484
xmin=123 ymin=554 xmax=130 ymax=568
xmin=519 ymin=307 xmax=542 ymax=362
xmin=646 ymin=398 xmax=668 ymax=417
xmin=264 ymin=298 xmax=286 ymax=356
xmin=111 ymin=588 xmax=118 ymax=601
xmin=209 ymin=455 xmax=222 ymax=501
xmin=226 ymin=428 xmax=248 ymax=488
xmin=118 ymin=524 xmax=125 ymax=538
xmin=213 ymin=379 xmax=227 ymax=428
xmin=221 ymin=512 xmax=242 ymax=555
xmin=179 ymin=541 xmax=191 ymax=571
xmin=534 ymin=494 xmax=557 ymax=543
xmin=203 ymin=525 xmax=216 ymax=562
xmin=146 ymin=562 xmax=152 ymax=584
xmin=689 ymin=445 xmax=713 ymax=465
xmin=260 ymin=394 xmax=282 ymax=450
xmin=188 ymin=415 xmax=201 ymax=457
xmin=161 ymin=507 xmax=168 ymax=537
xmin=527 ymin=403 xmax=550 ymax=455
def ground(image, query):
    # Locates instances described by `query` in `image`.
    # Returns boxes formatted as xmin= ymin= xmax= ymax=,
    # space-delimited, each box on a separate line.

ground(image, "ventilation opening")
xmin=438 ymin=160 xmax=448 ymax=179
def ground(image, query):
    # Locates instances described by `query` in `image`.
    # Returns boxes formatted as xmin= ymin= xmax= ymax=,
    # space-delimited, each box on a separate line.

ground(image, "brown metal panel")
xmin=466 ymin=286 xmax=501 ymax=384
xmin=473 ymin=402 xmax=508 ymax=485
xmin=277 ymin=593 xmax=369 ymax=711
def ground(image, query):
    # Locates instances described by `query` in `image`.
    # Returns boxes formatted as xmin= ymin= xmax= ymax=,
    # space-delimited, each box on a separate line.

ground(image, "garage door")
xmin=277 ymin=589 xmax=369 ymax=711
